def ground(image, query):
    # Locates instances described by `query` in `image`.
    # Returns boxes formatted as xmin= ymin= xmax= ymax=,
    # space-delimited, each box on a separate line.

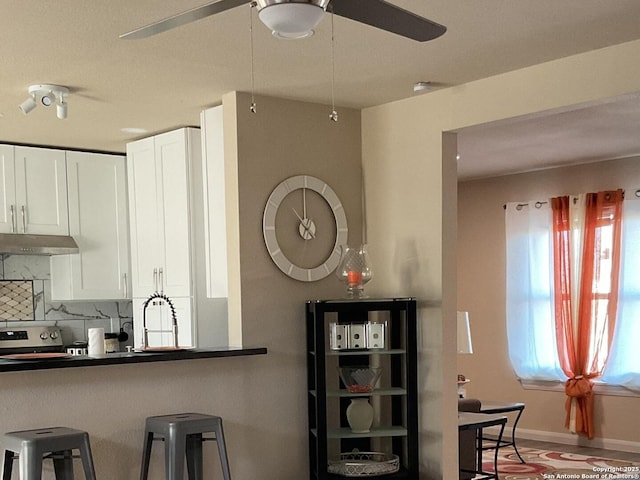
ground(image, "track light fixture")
xmin=19 ymin=84 xmax=70 ymax=120
xmin=19 ymin=96 xmax=37 ymax=115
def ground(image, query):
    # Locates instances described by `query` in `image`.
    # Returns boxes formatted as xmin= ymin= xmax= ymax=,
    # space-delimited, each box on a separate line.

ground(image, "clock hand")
xmin=292 ymin=207 xmax=304 ymax=223
xmin=303 ymin=188 xmax=307 ymax=220
xmin=292 ymin=208 xmax=316 ymax=239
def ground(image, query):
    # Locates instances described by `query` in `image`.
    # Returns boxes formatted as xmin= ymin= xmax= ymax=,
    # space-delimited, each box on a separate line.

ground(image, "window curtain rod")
xmin=503 ymin=201 xmax=548 ymax=210
xmin=503 ymin=189 xmax=638 ymax=210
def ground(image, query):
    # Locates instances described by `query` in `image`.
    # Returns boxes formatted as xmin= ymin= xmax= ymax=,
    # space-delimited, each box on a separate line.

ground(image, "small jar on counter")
xmin=104 ymin=333 xmax=119 ymax=353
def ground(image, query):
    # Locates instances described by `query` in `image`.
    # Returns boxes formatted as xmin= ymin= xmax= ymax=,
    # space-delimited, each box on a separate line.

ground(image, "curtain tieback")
xmin=565 ymin=376 xmax=593 ymax=398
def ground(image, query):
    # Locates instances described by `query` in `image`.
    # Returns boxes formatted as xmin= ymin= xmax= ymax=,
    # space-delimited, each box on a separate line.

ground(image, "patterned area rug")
xmin=481 ymin=446 xmax=640 ymax=479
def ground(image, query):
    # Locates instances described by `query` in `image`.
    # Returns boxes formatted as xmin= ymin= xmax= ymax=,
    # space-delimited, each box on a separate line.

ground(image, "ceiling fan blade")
xmin=120 ymin=0 xmax=250 ymax=39
xmin=330 ymin=0 xmax=446 ymax=42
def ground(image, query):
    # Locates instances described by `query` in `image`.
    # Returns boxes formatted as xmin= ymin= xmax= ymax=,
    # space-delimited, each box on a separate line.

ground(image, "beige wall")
xmin=227 ymin=91 xmax=365 ymax=476
xmin=458 ymin=156 xmax=640 ymax=449
xmin=362 ymin=38 xmax=640 ymax=478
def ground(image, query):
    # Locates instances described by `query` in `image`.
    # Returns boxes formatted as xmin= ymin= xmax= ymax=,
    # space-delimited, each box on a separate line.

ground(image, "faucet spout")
xmin=141 ymin=292 xmax=179 ymax=349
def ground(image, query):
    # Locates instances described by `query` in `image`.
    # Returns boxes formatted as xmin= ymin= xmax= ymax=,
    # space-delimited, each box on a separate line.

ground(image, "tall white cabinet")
xmin=50 ymin=152 xmax=130 ymax=300
xmin=127 ymin=128 xmax=200 ymax=348
xmin=0 ymin=145 xmax=69 ymax=235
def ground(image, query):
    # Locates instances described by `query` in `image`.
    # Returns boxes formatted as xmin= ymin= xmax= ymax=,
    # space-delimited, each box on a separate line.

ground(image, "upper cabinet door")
xmin=155 ymin=129 xmax=196 ymax=298
xmin=13 ymin=146 xmax=69 ymax=235
xmin=127 ymin=128 xmax=195 ymax=298
xmin=0 ymin=145 xmax=16 ymax=233
xmin=51 ymin=152 xmax=131 ymax=300
xmin=127 ymin=136 xmax=163 ymax=297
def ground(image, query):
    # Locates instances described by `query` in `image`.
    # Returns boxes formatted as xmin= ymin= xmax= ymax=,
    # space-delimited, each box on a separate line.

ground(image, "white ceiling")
xmin=2 ymin=0 xmax=640 ymax=178
xmin=456 ymin=94 xmax=640 ymax=180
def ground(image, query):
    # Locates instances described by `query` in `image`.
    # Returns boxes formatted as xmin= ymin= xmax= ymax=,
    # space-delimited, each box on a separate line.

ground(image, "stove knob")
xmin=49 ymin=331 xmax=59 ymax=340
xmin=40 ymin=332 xmax=48 ymax=340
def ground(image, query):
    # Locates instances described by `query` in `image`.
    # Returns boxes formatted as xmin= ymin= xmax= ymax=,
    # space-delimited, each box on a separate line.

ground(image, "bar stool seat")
xmin=2 ymin=426 xmax=96 ymax=480
xmin=140 ymin=412 xmax=231 ymax=480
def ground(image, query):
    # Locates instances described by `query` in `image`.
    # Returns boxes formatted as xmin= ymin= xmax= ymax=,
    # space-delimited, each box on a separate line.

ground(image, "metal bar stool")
xmin=2 ymin=427 xmax=97 ymax=480
xmin=140 ymin=413 xmax=231 ymax=480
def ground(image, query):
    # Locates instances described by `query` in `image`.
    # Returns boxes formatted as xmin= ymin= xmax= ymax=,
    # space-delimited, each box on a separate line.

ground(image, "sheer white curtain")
xmin=601 ymin=198 xmax=640 ymax=390
xmin=505 ymin=202 xmax=564 ymax=381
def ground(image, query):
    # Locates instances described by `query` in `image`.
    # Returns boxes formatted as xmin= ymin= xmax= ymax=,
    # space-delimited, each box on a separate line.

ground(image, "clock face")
xmin=263 ymin=175 xmax=348 ymax=282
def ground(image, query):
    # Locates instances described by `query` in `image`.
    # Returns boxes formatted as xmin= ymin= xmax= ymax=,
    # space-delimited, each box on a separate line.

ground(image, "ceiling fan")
xmin=120 ymin=0 xmax=446 ymax=42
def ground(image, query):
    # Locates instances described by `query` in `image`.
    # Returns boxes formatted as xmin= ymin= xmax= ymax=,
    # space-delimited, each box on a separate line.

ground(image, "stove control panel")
xmin=0 ymin=326 xmax=64 ymax=350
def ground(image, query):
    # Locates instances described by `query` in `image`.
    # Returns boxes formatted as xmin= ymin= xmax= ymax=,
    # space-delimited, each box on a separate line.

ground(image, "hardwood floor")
xmin=515 ymin=437 xmax=640 ymax=462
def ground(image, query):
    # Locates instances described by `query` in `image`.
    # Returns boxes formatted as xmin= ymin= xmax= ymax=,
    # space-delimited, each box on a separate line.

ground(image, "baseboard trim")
xmin=517 ymin=427 xmax=640 ymax=454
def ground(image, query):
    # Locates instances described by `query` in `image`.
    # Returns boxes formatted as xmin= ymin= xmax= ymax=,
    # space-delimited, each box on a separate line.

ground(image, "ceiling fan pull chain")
xmin=329 ymin=6 xmax=338 ymax=122
xmin=249 ymin=1 xmax=257 ymax=114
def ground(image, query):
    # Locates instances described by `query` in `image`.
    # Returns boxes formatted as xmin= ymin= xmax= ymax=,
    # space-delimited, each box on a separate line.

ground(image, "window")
xmin=505 ymin=197 xmax=640 ymax=391
xmin=601 ymin=198 xmax=640 ymax=387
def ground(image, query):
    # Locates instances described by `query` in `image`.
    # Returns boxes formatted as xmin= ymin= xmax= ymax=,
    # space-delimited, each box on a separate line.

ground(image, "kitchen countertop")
xmin=0 ymin=346 xmax=268 ymax=372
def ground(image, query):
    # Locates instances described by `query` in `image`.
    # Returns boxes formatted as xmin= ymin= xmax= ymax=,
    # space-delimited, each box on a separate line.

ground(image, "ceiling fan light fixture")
xmin=257 ymin=2 xmax=327 ymax=39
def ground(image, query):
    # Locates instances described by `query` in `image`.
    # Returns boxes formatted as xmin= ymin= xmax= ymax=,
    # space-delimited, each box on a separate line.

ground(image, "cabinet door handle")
xmin=153 ymin=268 xmax=158 ymax=292
xmin=21 ymin=205 xmax=26 ymax=233
xmin=159 ymin=267 xmax=164 ymax=294
xmin=123 ymin=273 xmax=128 ymax=298
xmin=10 ymin=205 xmax=16 ymax=233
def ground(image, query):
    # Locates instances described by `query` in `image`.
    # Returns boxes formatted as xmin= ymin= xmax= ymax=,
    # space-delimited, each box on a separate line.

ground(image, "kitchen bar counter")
xmin=0 ymin=346 xmax=267 ymax=372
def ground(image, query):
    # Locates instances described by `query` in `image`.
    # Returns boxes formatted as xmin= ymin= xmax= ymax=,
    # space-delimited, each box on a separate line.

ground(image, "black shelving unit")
xmin=306 ymin=298 xmax=418 ymax=480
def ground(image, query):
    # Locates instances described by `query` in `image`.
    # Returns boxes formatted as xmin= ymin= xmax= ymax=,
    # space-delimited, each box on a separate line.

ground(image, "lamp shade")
xmin=258 ymin=3 xmax=325 ymax=39
xmin=457 ymin=311 xmax=473 ymax=354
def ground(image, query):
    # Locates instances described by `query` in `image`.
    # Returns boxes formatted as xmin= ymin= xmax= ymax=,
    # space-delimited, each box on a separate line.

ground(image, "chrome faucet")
xmin=142 ymin=292 xmax=178 ymax=349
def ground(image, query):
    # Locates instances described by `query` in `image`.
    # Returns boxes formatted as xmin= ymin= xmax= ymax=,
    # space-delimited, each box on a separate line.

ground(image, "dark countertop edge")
xmin=0 ymin=347 xmax=268 ymax=373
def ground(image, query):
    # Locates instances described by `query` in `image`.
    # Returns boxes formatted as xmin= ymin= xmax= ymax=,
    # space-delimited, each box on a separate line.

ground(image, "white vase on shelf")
xmin=346 ymin=398 xmax=374 ymax=433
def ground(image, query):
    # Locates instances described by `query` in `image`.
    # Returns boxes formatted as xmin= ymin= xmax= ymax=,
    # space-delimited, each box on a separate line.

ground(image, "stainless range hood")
xmin=0 ymin=233 xmax=79 ymax=255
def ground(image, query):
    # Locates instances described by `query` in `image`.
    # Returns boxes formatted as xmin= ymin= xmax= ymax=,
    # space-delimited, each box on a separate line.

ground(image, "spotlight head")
xmin=19 ymin=96 xmax=37 ymax=115
xmin=41 ymin=94 xmax=54 ymax=107
xmin=56 ymin=100 xmax=68 ymax=120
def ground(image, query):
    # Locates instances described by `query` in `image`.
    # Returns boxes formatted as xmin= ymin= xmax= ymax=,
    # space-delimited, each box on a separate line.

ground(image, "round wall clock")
xmin=263 ymin=175 xmax=348 ymax=282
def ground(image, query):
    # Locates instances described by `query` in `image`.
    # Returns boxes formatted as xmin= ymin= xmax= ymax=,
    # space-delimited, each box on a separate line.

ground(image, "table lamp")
xmin=457 ymin=311 xmax=473 ymax=398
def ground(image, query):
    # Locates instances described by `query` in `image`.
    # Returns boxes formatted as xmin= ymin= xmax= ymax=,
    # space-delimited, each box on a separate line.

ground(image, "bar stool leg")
xmin=52 ymin=450 xmax=74 ymax=480
xmin=19 ymin=445 xmax=42 ymax=480
xmin=140 ymin=431 xmax=154 ymax=480
xmin=215 ymin=422 xmax=231 ymax=480
xmin=186 ymin=434 xmax=203 ymax=480
xmin=2 ymin=451 xmax=13 ymax=480
xmin=166 ymin=430 xmax=186 ymax=480
xmin=79 ymin=435 xmax=97 ymax=480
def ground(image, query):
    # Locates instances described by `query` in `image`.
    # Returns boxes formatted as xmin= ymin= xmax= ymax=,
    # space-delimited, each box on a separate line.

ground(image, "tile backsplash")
xmin=0 ymin=254 xmax=133 ymax=347
xmin=0 ymin=280 xmax=35 ymax=320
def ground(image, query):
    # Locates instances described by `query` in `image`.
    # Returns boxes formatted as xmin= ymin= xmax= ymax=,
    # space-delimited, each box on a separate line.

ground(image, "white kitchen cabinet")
xmin=132 ymin=296 xmax=193 ymax=348
xmin=0 ymin=145 xmax=69 ymax=235
xmin=50 ymin=152 xmax=130 ymax=300
xmin=127 ymin=129 xmax=198 ymax=298
xmin=127 ymin=128 xmax=201 ymax=348
xmin=0 ymin=145 xmax=16 ymax=233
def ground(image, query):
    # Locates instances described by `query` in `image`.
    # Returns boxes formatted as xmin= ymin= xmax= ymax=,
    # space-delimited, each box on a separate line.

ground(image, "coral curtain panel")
xmin=551 ymin=190 xmax=623 ymax=439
